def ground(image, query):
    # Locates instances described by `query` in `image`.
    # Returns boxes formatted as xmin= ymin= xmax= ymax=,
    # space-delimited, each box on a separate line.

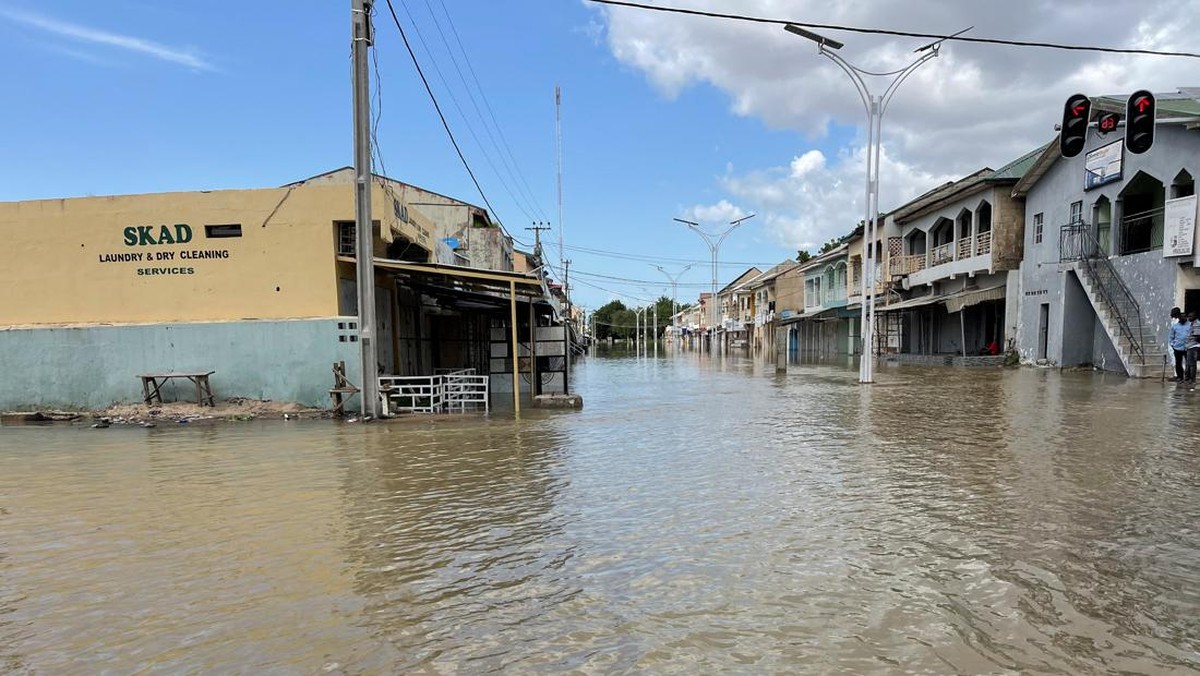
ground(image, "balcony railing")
xmin=930 ymin=242 xmax=954 ymax=266
xmin=976 ymin=230 xmax=992 ymax=256
xmin=889 ymin=255 xmax=925 ymax=277
xmin=957 ymin=235 xmax=973 ymax=259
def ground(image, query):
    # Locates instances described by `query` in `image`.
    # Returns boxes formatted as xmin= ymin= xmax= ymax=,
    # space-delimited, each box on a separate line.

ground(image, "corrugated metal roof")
xmin=1093 ymin=90 xmax=1200 ymax=118
xmin=987 ymin=143 xmax=1049 ymax=182
xmin=890 ymin=168 xmax=993 ymax=223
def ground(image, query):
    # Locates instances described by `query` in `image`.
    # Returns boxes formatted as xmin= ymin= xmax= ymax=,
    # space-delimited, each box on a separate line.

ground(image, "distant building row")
xmin=671 ymin=88 xmax=1200 ymax=376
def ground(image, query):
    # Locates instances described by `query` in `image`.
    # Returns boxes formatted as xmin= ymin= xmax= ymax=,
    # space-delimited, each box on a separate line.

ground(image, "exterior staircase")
xmin=1062 ymin=225 xmax=1155 ymax=377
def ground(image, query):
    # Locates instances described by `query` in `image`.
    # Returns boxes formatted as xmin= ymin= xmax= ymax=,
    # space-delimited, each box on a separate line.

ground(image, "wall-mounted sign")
xmin=1161 ymin=193 xmax=1197 ymax=259
xmin=97 ymin=224 xmax=233 ymax=276
xmin=1084 ymin=139 xmax=1123 ymax=190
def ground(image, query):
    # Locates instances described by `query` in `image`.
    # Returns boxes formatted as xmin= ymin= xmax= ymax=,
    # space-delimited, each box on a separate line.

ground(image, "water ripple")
xmin=0 ymin=353 xmax=1198 ymax=672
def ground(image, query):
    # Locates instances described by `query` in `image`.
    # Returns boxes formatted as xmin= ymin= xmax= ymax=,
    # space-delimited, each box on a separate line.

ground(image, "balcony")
xmin=899 ymin=231 xmax=995 ymax=288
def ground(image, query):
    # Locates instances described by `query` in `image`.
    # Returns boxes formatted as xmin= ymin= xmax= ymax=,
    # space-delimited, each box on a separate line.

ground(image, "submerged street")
xmin=2 ymin=352 xmax=1199 ymax=673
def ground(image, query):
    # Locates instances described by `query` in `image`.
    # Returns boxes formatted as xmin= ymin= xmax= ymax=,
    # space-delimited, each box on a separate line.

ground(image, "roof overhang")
xmin=340 ymin=257 xmax=555 ymax=314
xmin=943 ymin=283 xmax=1007 ymax=314
xmin=1011 ymin=140 xmax=1062 ymax=199
xmin=876 ymin=283 xmax=1006 ymax=313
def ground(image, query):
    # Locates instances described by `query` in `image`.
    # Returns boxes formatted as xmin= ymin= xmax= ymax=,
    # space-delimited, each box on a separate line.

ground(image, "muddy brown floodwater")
xmin=1 ymin=349 xmax=1198 ymax=673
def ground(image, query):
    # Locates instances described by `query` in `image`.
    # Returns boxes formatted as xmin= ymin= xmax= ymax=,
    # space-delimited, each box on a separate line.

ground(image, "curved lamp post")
xmin=654 ymin=263 xmax=694 ymax=339
xmin=783 ymin=24 xmax=950 ymax=383
xmin=674 ymin=214 xmax=756 ymax=349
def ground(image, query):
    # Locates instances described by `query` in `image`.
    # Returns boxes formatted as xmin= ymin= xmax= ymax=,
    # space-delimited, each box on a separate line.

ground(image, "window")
xmin=1034 ymin=213 xmax=1044 ymax=244
xmin=204 ymin=223 xmax=242 ymax=238
xmin=1070 ymin=201 xmax=1083 ymax=225
xmin=336 ymin=221 xmax=355 ymax=256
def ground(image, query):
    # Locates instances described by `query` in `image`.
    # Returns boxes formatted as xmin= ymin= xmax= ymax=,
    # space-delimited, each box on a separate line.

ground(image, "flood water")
xmin=2 ymin=349 xmax=1199 ymax=673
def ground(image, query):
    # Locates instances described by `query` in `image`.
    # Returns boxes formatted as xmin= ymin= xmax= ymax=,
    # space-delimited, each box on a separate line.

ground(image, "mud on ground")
xmin=3 ymin=398 xmax=329 ymax=426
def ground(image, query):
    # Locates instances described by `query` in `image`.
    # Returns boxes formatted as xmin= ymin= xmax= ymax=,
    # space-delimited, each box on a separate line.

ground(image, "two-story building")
xmin=783 ymin=243 xmax=854 ymax=357
xmin=745 ymin=261 xmax=803 ymax=353
xmin=1013 ymin=89 xmax=1200 ymax=375
xmin=878 ymin=146 xmax=1038 ymax=364
xmin=715 ymin=267 xmax=762 ymax=349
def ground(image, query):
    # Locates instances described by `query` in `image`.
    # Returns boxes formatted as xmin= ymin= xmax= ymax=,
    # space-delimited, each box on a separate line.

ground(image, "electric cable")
xmin=588 ymin=0 xmax=1200 ymax=59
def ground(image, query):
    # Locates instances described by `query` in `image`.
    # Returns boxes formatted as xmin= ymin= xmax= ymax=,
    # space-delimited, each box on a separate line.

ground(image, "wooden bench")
xmin=138 ymin=371 xmax=216 ymax=407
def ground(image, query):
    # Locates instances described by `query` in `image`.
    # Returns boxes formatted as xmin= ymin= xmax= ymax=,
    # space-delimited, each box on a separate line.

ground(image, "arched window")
xmin=975 ymin=200 xmax=992 ymax=255
xmin=1172 ymin=169 xmax=1195 ymax=199
xmin=1118 ymin=170 xmax=1165 ymax=254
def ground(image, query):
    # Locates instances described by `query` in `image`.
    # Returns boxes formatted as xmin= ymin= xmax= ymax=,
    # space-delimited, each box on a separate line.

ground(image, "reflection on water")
xmin=1 ymin=350 xmax=1199 ymax=672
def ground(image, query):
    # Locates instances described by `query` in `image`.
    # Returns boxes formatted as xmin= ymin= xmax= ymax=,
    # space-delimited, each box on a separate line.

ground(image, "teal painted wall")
xmin=0 ymin=318 xmax=363 ymax=410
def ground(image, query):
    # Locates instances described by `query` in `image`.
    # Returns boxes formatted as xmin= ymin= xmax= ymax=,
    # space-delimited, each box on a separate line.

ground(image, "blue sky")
xmin=1 ymin=1 xmax=1195 ymax=312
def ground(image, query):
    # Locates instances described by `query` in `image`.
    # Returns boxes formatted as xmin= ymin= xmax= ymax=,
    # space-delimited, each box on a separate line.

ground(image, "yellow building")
xmin=0 ymin=171 xmax=565 ymax=410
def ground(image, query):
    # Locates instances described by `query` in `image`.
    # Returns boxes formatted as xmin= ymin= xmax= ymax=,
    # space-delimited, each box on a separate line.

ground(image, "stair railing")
xmin=1059 ymin=223 xmax=1145 ymax=365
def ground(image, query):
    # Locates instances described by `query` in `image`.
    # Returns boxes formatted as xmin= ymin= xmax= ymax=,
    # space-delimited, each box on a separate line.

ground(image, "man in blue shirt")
xmin=1169 ymin=307 xmax=1190 ymax=381
xmin=1186 ymin=310 xmax=1200 ymax=383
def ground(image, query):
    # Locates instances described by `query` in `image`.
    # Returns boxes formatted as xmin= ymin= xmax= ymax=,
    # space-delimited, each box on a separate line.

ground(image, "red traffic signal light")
xmin=1125 ymin=90 xmax=1156 ymax=154
xmin=1060 ymin=93 xmax=1091 ymax=158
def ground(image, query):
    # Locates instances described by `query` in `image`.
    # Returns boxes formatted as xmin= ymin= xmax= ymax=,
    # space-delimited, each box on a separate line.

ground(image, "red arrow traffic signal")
xmin=1125 ymin=90 xmax=1156 ymax=154
xmin=1060 ymin=93 xmax=1091 ymax=158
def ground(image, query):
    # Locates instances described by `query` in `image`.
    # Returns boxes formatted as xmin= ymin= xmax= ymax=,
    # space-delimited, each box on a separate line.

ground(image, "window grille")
xmin=337 ymin=222 xmax=355 ymax=256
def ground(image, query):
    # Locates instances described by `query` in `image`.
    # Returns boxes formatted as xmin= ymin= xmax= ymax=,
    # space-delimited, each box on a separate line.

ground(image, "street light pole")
xmin=784 ymin=24 xmax=944 ymax=384
xmin=674 ymin=215 xmax=755 ymax=351
xmin=654 ymin=263 xmax=694 ymax=340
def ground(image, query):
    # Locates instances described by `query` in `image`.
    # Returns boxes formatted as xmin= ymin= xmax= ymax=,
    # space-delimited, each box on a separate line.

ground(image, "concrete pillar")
xmin=775 ymin=325 xmax=787 ymax=373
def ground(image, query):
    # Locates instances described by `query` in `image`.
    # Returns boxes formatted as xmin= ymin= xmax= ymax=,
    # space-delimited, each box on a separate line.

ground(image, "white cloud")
xmin=723 ymin=144 xmax=957 ymax=251
xmin=790 ymin=150 xmax=825 ymax=177
xmin=683 ymin=199 xmax=751 ymax=225
xmin=593 ymin=0 xmax=1200 ymax=248
xmin=0 ymin=7 xmax=214 ymax=71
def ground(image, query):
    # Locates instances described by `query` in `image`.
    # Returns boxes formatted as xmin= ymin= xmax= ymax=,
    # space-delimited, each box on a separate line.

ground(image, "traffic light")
xmin=1125 ymin=89 xmax=1156 ymax=154
xmin=1060 ymin=93 xmax=1091 ymax=158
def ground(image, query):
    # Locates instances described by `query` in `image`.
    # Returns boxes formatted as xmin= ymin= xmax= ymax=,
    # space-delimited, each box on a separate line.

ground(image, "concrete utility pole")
xmin=526 ymin=223 xmax=550 ymax=260
xmin=784 ymin=24 xmax=945 ymax=384
xmin=563 ymin=258 xmax=571 ymax=393
xmin=352 ymin=0 xmax=381 ymax=418
xmin=674 ymin=215 xmax=755 ymax=349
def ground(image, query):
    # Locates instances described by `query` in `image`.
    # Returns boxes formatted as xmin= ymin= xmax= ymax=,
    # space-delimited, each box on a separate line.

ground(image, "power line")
xmin=569 ymin=268 xmax=713 ymax=288
xmin=563 ymin=241 xmax=781 ymax=268
xmin=431 ymin=0 xmax=550 ymax=222
xmin=394 ymin=0 xmax=538 ymax=223
xmin=380 ymin=0 xmax=515 ymax=242
xmin=588 ymin=0 xmax=1200 ymax=59
xmin=568 ymin=276 xmax=659 ymax=304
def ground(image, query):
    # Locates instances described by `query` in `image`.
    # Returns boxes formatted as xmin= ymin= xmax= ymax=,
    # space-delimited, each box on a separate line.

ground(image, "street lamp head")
xmin=784 ymin=24 xmax=843 ymax=50
xmin=673 ymin=217 xmax=699 ymax=227
xmin=730 ymin=213 xmax=757 ymax=226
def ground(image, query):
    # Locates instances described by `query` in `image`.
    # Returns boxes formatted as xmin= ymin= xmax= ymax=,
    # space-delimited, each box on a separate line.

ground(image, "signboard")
xmin=1084 ymin=139 xmax=1123 ymax=190
xmin=96 ymin=223 xmax=236 ymax=277
xmin=1160 ymin=193 xmax=1196 ymax=259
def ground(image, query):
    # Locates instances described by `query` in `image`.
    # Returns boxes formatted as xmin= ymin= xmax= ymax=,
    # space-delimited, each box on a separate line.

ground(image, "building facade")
xmin=879 ymin=148 xmax=1036 ymax=363
xmin=0 ymin=171 xmax=562 ymax=410
xmin=1014 ymin=95 xmax=1200 ymax=375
